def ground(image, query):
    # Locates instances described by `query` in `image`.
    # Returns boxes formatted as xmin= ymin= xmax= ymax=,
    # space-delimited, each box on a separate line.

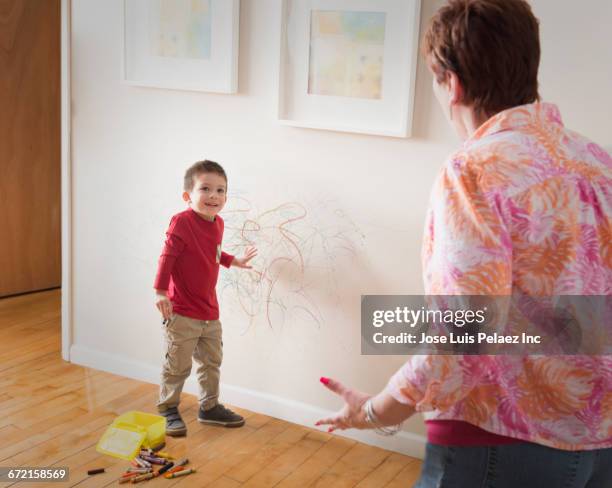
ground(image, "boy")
xmin=154 ymin=160 xmax=256 ymax=436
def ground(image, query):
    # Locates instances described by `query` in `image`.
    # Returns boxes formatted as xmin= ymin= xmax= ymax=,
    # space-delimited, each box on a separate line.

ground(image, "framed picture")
xmin=278 ymin=0 xmax=421 ymax=137
xmin=123 ymin=0 xmax=240 ymax=93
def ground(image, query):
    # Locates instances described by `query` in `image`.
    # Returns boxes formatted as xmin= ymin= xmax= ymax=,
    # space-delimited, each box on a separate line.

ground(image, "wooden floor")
xmin=0 ymin=290 xmax=422 ymax=488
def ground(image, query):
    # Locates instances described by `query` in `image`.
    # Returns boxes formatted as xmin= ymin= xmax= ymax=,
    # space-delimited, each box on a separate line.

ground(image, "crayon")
xmin=127 ymin=467 xmax=151 ymax=473
xmin=156 ymin=462 xmax=174 ymax=476
xmin=87 ymin=468 xmax=105 ymax=475
xmin=174 ymin=458 xmax=189 ymax=467
xmin=121 ymin=472 xmax=139 ymax=479
xmin=131 ymin=472 xmax=156 ymax=483
xmin=141 ymin=455 xmax=166 ymax=465
xmin=166 ymin=466 xmax=185 ymax=475
xmin=155 ymin=451 xmax=174 ymax=460
xmin=135 ymin=457 xmax=152 ymax=468
xmin=164 ymin=468 xmax=196 ymax=479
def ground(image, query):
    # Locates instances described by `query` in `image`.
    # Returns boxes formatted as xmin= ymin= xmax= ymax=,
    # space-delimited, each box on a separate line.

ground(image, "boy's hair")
xmin=422 ymin=0 xmax=540 ymax=117
xmin=183 ymin=160 xmax=228 ymax=192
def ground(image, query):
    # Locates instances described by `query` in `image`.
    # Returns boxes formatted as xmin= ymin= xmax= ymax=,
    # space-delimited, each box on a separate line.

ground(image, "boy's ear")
xmin=182 ymin=191 xmax=191 ymax=203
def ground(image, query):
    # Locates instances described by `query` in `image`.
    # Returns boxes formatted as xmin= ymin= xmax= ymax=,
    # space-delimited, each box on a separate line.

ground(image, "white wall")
xmin=69 ymin=0 xmax=612 ymax=457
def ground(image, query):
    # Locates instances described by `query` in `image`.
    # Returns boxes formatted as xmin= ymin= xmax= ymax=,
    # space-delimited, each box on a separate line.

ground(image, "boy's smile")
xmin=183 ymin=172 xmax=227 ymax=220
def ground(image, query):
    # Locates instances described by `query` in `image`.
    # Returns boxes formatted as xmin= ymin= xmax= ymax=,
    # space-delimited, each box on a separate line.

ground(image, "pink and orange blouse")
xmin=387 ymin=103 xmax=612 ymax=450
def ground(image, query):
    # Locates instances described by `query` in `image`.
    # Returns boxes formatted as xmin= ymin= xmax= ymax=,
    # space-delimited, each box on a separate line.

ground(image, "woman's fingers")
xmin=314 ymin=415 xmax=338 ymax=426
xmin=315 ymin=414 xmax=348 ymax=431
xmin=317 ymin=377 xmax=368 ymax=432
xmin=320 ymin=377 xmax=348 ymax=399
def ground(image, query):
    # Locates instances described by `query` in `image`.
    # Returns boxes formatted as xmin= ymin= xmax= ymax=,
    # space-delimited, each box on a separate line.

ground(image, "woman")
xmin=316 ymin=0 xmax=612 ymax=486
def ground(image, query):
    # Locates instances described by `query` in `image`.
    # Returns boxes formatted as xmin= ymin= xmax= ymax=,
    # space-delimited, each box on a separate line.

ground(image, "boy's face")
xmin=183 ymin=172 xmax=227 ymax=220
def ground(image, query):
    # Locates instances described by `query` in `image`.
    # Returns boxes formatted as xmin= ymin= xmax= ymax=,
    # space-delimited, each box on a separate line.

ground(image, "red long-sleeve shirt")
xmin=154 ymin=209 xmax=234 ymax=320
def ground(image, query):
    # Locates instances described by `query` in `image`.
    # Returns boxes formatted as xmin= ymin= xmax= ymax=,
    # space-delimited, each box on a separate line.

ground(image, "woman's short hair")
xmin=423 ymin=0 xmax=541 ymax=117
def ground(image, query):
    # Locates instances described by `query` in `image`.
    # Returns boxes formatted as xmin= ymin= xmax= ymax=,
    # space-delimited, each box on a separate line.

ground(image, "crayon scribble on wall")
xmin=220 ymin=194 xmax=365 ymax=330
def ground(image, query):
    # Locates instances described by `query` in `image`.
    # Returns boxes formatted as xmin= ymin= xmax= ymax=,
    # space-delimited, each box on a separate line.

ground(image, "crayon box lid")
xmin=112 ymin=411 xmax=166 ymax=450
xmin=96 ymin=421 xmax=147 ymax=460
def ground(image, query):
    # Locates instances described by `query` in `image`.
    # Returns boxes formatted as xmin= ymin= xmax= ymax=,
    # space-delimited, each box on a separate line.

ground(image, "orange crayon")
xmin=121 ymin=472 xmax=139 ymax=478
xmin=164 ymin=468 xmax=196 ymax=479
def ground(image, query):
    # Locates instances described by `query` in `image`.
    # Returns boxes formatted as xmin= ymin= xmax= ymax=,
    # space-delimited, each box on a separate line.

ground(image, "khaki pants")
xmin=157 ymin=313 xmax=222 ymax=412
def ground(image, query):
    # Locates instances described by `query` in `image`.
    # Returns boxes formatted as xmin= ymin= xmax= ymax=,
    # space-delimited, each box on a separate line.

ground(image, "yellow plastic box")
xmin=96 ymin=411 xmax=166 ymax=460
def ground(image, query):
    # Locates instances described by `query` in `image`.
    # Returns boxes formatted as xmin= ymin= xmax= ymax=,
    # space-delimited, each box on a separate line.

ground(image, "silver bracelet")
xmin=363 ymin=399 xmax=402 ymax=436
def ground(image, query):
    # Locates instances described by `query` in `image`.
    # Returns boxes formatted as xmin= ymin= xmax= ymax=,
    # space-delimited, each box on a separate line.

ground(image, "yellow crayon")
xmin=155 ymin=451 xmax=173 ymax=459
xmin=164 ymin=468 xmax=196 ymax=479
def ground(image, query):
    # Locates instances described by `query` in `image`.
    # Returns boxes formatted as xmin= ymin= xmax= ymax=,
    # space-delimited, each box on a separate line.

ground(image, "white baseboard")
xmin=70 ymin=344 xmax=426 ymax=459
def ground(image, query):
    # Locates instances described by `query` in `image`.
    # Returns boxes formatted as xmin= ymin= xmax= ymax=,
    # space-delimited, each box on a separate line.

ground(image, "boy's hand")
xmin=155 ymin=291 xmax=173 ymax=320
xmin=232 ymin=246 xmax=258 ymax=269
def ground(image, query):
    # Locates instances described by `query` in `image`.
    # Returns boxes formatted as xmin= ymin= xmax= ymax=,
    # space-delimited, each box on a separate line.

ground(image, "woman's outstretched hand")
xmin=315 ymin=377 xmax=371 ymax=432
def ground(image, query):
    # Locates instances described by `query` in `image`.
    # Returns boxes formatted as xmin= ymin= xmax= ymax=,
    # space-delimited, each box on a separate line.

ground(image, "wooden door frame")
xmin=61 ymin=0 xmax=72 ymax=361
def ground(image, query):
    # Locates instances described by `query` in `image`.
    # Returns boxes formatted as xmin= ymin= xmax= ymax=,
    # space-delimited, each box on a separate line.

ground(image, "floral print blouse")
xmin=387 ymin=103 xmax=612 ymax=450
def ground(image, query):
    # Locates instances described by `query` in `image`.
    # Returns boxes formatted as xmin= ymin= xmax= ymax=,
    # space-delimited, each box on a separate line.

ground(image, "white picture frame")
xmin=123 ymin=0 xmax=240 ymax=93
xmin=278 ymin=0 xmax=421 ymax=137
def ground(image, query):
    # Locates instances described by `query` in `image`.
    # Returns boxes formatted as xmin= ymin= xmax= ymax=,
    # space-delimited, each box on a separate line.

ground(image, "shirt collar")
xmin=465 ymin=102 xmax=564 ymax=148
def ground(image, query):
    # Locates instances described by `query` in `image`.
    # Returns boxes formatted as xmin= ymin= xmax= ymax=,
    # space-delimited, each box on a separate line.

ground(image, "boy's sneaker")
xmin=198 ymin=404 xmax=245 ymax=428
xmin=160 ymin=407 xmax=187 ymax=436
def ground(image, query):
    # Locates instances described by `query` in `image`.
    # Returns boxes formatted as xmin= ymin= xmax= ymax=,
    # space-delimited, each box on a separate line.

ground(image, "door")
xmin=0 ymin=0 xmax=61 ymax=297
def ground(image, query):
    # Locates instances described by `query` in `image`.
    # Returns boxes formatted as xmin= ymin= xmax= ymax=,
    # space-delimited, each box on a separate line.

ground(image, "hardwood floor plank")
xmin=383 ymin=459 xmax=422 ymax=488
xmin=207 ymin=476 xmax=242 ymax=488
xmin=188 ymin=417 xmax=291 ymax=486
xmin=0 ymin=337 xmax=61 ymax=373
xmin=0 ymin=374 xmax=136 ymax=429
xmin=0 ymin=407 xmax=88 ymax=462
xmin=310 ymin=443 xmax=392 ymax=488
xmin=0 ymin=352 xmax=63 ymax=378
xmin=224 ymin=424 xmax=311 ymax=483
xmin=240 ymin=430 xmax=328 ymax=487
xmin=0 ymin=369 xmax=104 ymax=413
xmin=354 ymin=453 xmax=413 ymax=488
xmin=275 ymin=435 xmax=356 ymax=488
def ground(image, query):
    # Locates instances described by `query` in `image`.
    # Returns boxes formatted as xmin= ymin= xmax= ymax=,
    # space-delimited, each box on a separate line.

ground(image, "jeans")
xmin=415 ymin=442 xmax=612 ymax=488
